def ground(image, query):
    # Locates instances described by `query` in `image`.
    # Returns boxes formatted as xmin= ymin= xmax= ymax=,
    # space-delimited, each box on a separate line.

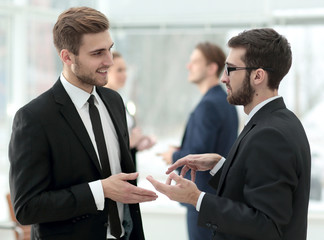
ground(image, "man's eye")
xmin=93 ymin=52 xmax=102 ymax=55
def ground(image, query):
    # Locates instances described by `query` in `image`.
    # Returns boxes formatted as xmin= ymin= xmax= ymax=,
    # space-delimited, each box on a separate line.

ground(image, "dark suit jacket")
xmin=173 ymin=85 xmax=238 ymax=207
xmin=9 ymin=79 xmax=145 ymax=240
xmin=198 ymin=97 xmax=311 ymax=240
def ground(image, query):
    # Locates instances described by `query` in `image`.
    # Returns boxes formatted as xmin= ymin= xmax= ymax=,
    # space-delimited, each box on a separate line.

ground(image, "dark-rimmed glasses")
xmin=225 ymin=63 xmax=273 ymax=76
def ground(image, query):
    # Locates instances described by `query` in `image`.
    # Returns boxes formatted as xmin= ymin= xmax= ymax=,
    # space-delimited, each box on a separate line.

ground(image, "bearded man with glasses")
xmin=148 ymin=28 xmax=311 ymax=240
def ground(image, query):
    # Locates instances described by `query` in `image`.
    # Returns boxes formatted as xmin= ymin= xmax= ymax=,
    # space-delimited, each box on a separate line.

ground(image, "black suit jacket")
xmin=9 ymin=79 xmax=145 ymax=240
xmin=198 ymin=98 xmax=311 ymax=240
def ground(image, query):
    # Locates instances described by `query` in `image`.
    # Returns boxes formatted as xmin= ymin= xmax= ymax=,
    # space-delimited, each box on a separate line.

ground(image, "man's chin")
xmin=96 ymin=79 xmax=108 ymax=87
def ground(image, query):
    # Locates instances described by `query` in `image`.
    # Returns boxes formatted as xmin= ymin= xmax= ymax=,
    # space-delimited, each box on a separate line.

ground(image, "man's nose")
xmin=220 ymin=71 xmax=228 ymax=83
xmin=104 ymin=52 xmax=114 ymax=66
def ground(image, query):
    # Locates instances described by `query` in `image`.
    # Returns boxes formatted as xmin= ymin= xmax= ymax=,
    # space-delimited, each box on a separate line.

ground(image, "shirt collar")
xmin=245 ymin=95 xmax=281 ymax=125
xmin=60 ymin=73 xmax=100 ymax=109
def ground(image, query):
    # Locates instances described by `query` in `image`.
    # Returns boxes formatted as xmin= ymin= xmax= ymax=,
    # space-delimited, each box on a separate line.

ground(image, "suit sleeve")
xmin=9 ymin=107 xmax=97 ymax=225
xmin=198 ymin=128 xmax=299 ymax=240
xmin=173 ymin=99 xmax=225 ymax=162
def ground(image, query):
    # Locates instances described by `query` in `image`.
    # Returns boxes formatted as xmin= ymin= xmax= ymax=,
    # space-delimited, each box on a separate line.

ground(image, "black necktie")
xmin=88 ymin=95 xmax=122 ymax=239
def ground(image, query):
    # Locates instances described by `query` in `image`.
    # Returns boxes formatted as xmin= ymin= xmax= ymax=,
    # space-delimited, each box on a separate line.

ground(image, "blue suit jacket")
xmin=173 ymin=85 xmax=238 ymax=206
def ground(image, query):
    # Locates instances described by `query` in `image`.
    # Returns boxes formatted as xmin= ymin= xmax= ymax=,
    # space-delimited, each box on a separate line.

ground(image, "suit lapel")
xmin=96 ymin=88 xmax=135 ymax=173
xmin=52 ymin=80 xmax=102 ymax=174
xmin=216 ymin=97 xmax=286 ymax=194
xmin=217 ymin=121 xmax=255 ymax=194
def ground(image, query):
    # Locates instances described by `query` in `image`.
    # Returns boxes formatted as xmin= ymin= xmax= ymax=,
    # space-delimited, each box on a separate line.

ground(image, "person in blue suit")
xmin=160 ymin=42 xmax=238 ymax=240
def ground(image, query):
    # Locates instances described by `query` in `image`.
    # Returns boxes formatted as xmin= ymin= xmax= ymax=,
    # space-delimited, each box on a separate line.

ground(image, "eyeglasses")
xmin=224 ymin=63 xmax=273 ymax=76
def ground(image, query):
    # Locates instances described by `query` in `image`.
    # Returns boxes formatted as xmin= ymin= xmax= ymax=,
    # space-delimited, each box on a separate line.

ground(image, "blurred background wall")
xmin=0 ymin=0 xmax=324 ymax=239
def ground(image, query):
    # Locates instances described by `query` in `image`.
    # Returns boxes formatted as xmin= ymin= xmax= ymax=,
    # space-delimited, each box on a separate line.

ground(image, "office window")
xmin=0 ymin=15 xmax=10 ymax=172
xmin=26 ymin=17 xmax=58 ymax=99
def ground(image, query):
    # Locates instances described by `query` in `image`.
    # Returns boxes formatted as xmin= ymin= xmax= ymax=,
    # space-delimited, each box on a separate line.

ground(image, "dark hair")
xmin=53 ymin=7 xmax=109 ymax=55
xmin=228 ymin=28 xmax=292 ymax=89
xmin=196 ymin=42 xmax=226 ymax=77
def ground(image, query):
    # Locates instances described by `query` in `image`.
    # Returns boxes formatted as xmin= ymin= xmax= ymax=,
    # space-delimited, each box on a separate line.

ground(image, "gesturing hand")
xmin=166 ymin=153 xmax=223 ymax=182
xmin=146 ymin=172 xmax=201 ymax=206
xmin=101 ymin=172 xmax=158 ymax=203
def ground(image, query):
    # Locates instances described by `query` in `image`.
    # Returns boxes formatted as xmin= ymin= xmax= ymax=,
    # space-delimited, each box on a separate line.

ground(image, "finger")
xmin=146 ymin=175 xmax=159 ymax=188
xmin=119 ymin=187 xmax=158 ymax=204
xmin=127 ymin=195 xmax=158 ymax=204
xmin=146 ymin=175 xmax=169 ymax=195
xmin=125 ymin=191 xmax=158 ymax=204
xmin=128 ymin=183 xmax=158 ymax=197
xmin=180 ymin=165 xmax=190 ymax=177
xmin=165 ymin=174 xmax=172 ymax=185
xmin=168 ymin=172 xmax=183 ymax=184
xmin=121 ymin=172 xmax=139 ymax=181
xmin=166 ymin=158 xmax=187 ymax=174
xmin=191 ymin=169 xmax=196 ymax=182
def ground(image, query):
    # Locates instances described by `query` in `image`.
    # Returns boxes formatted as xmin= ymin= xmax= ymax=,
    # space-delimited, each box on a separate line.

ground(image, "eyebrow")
xmin=89 ymin=42 xmax=114 ymax=54
xmin=226 ymin=61 xmax=245 ymax=68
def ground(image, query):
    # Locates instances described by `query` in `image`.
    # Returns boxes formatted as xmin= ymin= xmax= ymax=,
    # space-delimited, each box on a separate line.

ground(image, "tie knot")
xmin=88 ymin=95 xmax=95 ymax=106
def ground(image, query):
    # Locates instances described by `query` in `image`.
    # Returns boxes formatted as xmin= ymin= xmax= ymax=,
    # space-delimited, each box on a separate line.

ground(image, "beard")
xmin=74 ymin=57 xmax=108 ymax=87
xmin=227 ymin=73 xmax=254 ymax=106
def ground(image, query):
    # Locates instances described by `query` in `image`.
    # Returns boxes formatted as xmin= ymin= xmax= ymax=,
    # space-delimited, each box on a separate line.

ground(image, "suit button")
xmin=72 ymin=220 xmax=77 ymax=223
xmin=104 ymin=222 xmax=108 ymax=227
xmin=206 ymin=223 xmax=211 ymax=228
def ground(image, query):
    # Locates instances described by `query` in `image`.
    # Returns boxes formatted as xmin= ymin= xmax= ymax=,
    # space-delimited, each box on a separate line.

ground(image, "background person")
xmin=105 ymin=51 xmax=156 ymax=169
xmin=9 ymin=7 xmax=157 ymax=240
xmin=148 ymin=28 xmax=311 ymax=240
xmin=159 ymin=42 xmax=238 ymax=240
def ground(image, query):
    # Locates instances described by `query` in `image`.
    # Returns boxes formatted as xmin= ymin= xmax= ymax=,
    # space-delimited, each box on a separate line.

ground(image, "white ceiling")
xmin=99 ymin=0 xmax=324 ymax=29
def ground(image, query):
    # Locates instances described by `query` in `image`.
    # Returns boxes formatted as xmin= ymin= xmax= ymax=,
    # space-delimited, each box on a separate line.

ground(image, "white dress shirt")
xmin=60 ymin=73 xmax=124 ymax=238
xmin=196 ymin=96 xmax=281 ymax=211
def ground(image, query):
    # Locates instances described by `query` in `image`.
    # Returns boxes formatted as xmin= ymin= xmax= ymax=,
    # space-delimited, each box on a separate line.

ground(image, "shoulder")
xmin=97 ymin=86 xmax=124 ymax=104
xmin=18 ymin=87 xmax=55 ymax=116
xmin=247 ymin=108 xmax=308 ymax=153
xmin=197 ymin=86 xmax=235 ymax=114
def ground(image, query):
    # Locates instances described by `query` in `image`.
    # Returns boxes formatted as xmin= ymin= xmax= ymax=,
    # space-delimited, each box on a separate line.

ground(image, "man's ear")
xmin=208 ymin=62 xmax=219 ymax=76
xmin=60 ymin=49 xmax=74 ymax=65
xmin=252 ymin=68 xmax=266 ymax=86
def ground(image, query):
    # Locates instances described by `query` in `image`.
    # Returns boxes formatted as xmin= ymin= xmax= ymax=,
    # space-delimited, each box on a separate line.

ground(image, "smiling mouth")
xmin=97 ymin=69 xmax=108 ymax=73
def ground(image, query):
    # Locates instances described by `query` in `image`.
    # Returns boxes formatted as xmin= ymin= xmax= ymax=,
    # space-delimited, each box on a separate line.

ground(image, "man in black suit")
xmin=159 ymin=42 xmax=238 ymax=240
xmin=9 ymin=7 xmax=157 ymax=240
xmin=147 ymin=28 xmax=311 ymax=240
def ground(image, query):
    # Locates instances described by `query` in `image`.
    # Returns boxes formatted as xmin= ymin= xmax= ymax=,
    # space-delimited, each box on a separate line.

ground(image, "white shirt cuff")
xmin=196 ymin=192 xmax=206 ymax=211
xmin=209 ymin=157 xmax=226 ymax=176
xmin=88 ymin=180 xmax=105 ymax=210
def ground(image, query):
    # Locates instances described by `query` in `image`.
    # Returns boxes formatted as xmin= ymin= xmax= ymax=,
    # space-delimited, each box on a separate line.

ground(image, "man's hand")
xmin=101 ymin=172 xmax=158 ymax=203
xmin=157 ymin=145 xmax=179 ymax=165
xmin=136 ymin=135 xmax=156 ymax=151
xmin=146 ymin=172 xmax=201 ymax=207
xmin=129 ymin=127 xmax=143 ymax=148
xmin=166 ymin=153 xmax=223 ymax=182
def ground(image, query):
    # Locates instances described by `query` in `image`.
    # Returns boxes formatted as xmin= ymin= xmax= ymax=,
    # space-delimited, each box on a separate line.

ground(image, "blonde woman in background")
xmin=105 ymin=51 xmax=156 ymax=169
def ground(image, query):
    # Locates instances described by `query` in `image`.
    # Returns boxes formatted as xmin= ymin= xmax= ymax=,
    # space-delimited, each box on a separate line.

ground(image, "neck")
xmin=62 ymin=66 xmax=93 ymax=93
xmin=243 ymin=89 xmax=278 ymax=114
xmin=197 ymin=77 xmax=219 ymax=94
